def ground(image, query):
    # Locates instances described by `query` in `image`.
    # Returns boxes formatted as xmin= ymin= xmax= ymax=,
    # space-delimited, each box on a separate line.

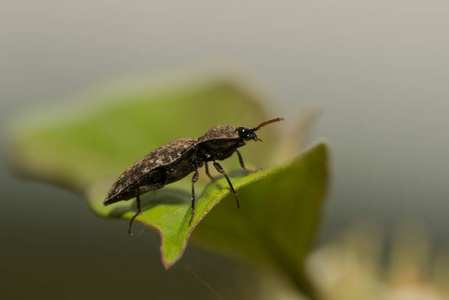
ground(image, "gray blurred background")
xmin=1 ymin=1 xmax=448 ymax=299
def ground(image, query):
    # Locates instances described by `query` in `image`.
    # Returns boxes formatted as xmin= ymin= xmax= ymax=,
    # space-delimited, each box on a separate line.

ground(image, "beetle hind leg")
xmin=128 ymin=191 xmax=141 ymax=236
xmin=235 ymin=150 xmax=262 ymax=173
xmin=128 ymin=181 xmax=165 ymax=236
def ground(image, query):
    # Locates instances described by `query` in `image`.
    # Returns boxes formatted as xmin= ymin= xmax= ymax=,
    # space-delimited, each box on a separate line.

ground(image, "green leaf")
xmin=10 ymin=78 xmax=275 ymax=191
xmin=193 ymin=143 xmax=327 ymax=296
xmin=87 ymin=142 xmax=327 ymax=273
xmin=9 ymin=74 xmax=328 ymax=297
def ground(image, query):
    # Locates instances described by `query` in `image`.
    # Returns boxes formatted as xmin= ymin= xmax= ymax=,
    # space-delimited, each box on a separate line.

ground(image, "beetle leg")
xmin=128 ymin=191 xmax=141 ymax=236
xmin=189 ymin=168 xmax=200 ymax=225
xmin=204 ymin=162 xmax=214 ymax=181
xmin=128 ymin=181 xmax=165 ymax=236
xmin=213 ymin=161 xmax=240 ymax=209
xmin=235 ymin=150 xmax=262 ymax=173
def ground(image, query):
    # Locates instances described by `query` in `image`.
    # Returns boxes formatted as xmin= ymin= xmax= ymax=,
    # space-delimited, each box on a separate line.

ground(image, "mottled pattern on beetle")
xmin=197 ymin=125 xmax=239 ymax=142
xmin=105 ymin=138 xmax=197 ymax=201
xmin=129 ymin=138 xmax=197 ymax=170
xmin=196 ymin=125 xmax=246 ymax=161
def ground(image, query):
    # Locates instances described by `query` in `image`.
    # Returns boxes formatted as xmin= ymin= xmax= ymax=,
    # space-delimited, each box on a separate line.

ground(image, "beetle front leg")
xmin=213 ymin=161 xmax=240 ymax=209
xmin=189 ymin=168 xmax=200 ymax=225
xmin=235 ymin=150 xmax=262 ymax=173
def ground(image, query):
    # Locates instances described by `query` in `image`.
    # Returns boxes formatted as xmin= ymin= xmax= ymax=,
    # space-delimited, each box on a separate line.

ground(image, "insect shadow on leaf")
xmin=107 ymin=188 xmax=191 ymax=219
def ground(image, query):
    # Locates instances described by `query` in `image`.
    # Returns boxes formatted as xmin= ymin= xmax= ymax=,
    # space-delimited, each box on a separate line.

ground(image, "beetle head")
xmin=236 ymin=117 xmax=284 ymax=142
xmin=236 ymin=127 xmax=260 ymax=141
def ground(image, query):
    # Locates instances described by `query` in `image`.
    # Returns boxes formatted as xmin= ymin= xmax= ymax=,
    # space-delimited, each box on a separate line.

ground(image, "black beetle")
xmin=104 ymin=117 xmax=284 ymax=234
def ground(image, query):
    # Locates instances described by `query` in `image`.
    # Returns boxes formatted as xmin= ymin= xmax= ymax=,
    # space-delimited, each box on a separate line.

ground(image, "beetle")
xmin=104 ymin=117 xmax=284 ymax=235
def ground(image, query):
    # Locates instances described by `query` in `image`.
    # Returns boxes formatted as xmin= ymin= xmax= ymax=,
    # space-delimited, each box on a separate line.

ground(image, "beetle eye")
xmin=237 ymin=127 xmax=251 ymax=139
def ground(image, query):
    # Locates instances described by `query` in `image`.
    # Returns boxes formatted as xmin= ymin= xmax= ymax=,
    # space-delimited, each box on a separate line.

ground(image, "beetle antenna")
xmin=252 ymin=117 xmax=284 ymax=131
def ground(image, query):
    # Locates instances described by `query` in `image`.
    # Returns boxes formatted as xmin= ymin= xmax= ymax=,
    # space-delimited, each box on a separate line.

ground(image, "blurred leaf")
xmin=9 ymin=75 xmax=328 ymax=298
xmin=10 ymin=78 xmax=273 ymax=191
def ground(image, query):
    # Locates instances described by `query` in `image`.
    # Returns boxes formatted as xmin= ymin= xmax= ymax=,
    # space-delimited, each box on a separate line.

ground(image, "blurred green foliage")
xmin=10 ymin=75 xmax=328 ymax=298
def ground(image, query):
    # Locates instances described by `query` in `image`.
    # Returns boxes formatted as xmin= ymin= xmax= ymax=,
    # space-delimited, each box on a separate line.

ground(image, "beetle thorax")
xmin=197 ymin=125 xmax=239 ymax=141
xmin=196 ymin=125 xmax=245 ymax=161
